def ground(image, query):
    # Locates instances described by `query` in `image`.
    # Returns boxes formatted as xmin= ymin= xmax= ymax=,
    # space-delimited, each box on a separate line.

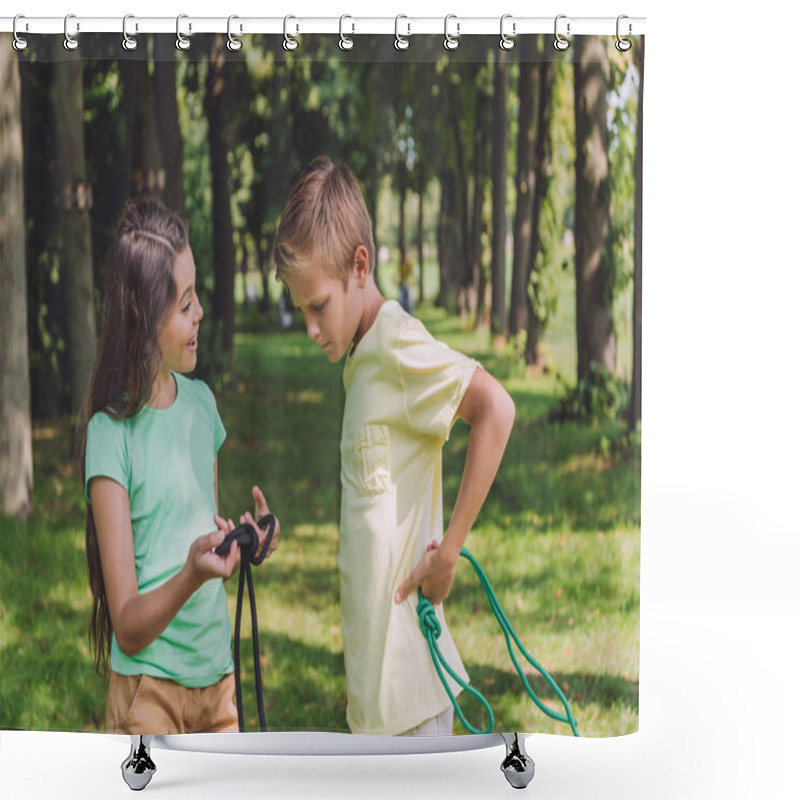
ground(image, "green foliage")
xmin=550 ymin=361 xmax=632 ymax=425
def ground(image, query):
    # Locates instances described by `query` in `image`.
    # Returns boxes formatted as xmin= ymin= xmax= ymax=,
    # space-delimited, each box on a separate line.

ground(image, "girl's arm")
xmin=90 ymin=461 xmax=240 ymax=658
xmin=394 ymin=366 xmax=515 ymax=606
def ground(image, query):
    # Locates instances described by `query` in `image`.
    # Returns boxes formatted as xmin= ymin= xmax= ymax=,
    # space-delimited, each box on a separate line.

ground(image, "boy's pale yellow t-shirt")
xmin=339 ymin=300 xmax=478 ymax=735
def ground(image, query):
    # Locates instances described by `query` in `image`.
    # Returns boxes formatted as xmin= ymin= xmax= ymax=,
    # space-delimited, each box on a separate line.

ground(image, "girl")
xmin=78 ymin=199 xmax=278 ymax=735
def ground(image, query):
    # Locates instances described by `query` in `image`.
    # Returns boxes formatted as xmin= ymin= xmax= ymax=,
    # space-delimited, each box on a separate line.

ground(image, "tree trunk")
xmin=630 ymin=37 xmax=645 ymax=431
xmin=466 ymin=86 xmax=491 ymax=326
xmin=509 ymin=36 xmax=539 ymax=336
xmin=490 ymin=48 xmax=509 ymax=336
xmin=153 ymin=36 xmax=185 ymax=215
xmin=526 ymin=51 xmax=555 ymax=368
xmin=205 ymin=34 xmax=237 ymax=358
xmin=131 ymin=52 xmax=164 ymax=199
xmin=574 ymin=35 xmax=616 ymax=380
xmin=0 ymin=38 xmax=33 ymax=517
xmin=50 ymin=46 xmax=97 ymax=413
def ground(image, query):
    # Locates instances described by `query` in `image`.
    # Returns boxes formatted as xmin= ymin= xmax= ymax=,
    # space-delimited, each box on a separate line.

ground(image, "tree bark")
xmin=526 ymin=51 xmax=555 ymax=368
xmin=205 ymin=34 xmax=237 ymax=358
xmin=50 ymin=46 xmax=97 ymax=413
xmin=131 ymin=52 xmax=164 ymax=199
xmin=153 ymin=36 xmax=185 ymax=215
xmin=630 ymin=37 xmax=645 ymax=431
xmin=490 ymin=48 xmax=509 ymax=336
xmin=509 ymin=36 xmax=539 ymax=336
xmin=574 ymin=35 xmax=616 ymax=380
xmin=0 ymin=37 xmax=33 ymax=517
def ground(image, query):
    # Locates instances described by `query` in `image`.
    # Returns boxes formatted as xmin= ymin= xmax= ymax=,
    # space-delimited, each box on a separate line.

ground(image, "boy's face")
xmin=284 ymin=255 xmax=366 ymax=363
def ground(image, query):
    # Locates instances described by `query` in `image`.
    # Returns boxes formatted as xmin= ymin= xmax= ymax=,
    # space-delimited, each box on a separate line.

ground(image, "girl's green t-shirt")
xmin=85 ymin=373 xmax=233 ymax=687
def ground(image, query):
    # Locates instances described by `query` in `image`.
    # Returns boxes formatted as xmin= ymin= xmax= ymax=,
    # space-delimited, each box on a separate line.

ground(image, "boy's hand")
xmin=238 ymin=485 xmax=280 ymax=560
xmin=394 ymin=540 xmax=458 ymax=607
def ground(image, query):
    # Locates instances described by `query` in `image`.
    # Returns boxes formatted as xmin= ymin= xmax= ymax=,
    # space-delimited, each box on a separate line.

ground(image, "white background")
xmin=3 ymin=1 xmax=799 ymax=798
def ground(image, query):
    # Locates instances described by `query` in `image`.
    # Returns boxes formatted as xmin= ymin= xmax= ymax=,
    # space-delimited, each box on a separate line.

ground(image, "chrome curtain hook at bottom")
xmin=64 ymin=13 xmax=79 ymax=51
xmin=553 ymin=14 xmax=570 ymax=51
xmin=12 ymin=14 xmax=28 ymax=51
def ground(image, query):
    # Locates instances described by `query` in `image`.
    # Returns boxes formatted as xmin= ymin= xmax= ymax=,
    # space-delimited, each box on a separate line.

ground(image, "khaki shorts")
xmin=105 ymin=671 xmax=239 ymax=735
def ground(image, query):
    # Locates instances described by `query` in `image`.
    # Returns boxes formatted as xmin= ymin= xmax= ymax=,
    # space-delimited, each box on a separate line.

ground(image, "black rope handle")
xmin=221 ymin=513 xmax=275 ymax=732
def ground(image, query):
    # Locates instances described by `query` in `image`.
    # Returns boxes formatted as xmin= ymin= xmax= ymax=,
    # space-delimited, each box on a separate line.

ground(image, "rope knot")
xmin=416 ymin=593 xmax=441 ymax=639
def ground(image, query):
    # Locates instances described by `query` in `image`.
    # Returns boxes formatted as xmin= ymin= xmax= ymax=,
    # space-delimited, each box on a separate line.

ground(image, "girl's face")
xmin=157 ymin=246 xmax=203 ymax=376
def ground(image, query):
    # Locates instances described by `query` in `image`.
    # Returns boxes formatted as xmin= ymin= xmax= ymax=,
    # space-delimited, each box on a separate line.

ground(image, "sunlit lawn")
xmin=0 ymin=299 xmax=639 ymax=737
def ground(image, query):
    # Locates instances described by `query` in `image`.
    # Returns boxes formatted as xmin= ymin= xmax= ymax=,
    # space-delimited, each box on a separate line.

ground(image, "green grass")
xmin=0 ymin=301 xmax=639 ymax=737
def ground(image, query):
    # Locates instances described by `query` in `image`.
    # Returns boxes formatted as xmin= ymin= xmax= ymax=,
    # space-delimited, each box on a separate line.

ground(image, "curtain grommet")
xmin=553 ymin=14 xmax=570 ymax=51
xmin=443 ymin=14 xmax=459 ymax=51
xmin=339 ymin=14 xmax=354 ymax=51
xmin=121 ymin=14 xmax=137 ymax=51
xmin=283 ymin=15 xmax=299 ymax=51
xmin=176 ymin=14 xmax=191 ymax=51
xmin=227 ymin=15 xmax=243 ymax=51
xmin=394 ymin=15 xmax=410 ymax=51
xmin=499 ymin=14 xmax=516 ymax=51
xmin=64 ymin=13 xmax=79 ymax=51
xmin=615 ymin=15 xmax=632 ymax=52
xmin=12 ymin=15 xmax=28 ymax=51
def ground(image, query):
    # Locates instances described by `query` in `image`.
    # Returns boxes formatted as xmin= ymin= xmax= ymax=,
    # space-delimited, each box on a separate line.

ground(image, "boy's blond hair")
xmin=274 ymin=156 xmax=375 ymax=284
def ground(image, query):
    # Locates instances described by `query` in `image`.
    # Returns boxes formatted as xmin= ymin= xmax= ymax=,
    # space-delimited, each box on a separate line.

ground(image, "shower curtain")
xmin=0 ymin=19 xmax=643 ymax=741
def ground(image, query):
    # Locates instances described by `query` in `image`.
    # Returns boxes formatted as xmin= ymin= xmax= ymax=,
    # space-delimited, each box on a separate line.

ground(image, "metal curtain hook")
xmin=176 ymin=14 xmax=191 ymax=50
xmin=122 ymin=14 xmax=137 ymax=51
xmin=64 ymin=13 xmax=79 ymax=51
xmin=499 ymin=14 xmax=515 ymax=51
xmin=283 ymin=15 xmax=298 ymax=51
xmin=553 ymin=14 xmax=570 ymax=51
xmin=227 ymin=15 xmax=242 ymax=51
xmin=12 ymin=14 xmax=28 ymax=51
xmin=444 ymin=14 xmax=459 ymax=51
xmin=394 ymin=15 xmax=410 ymax=51
xmin=339 ymin=15 xmax=354 ymax=50
xmin=615 ymin=15 xmax=632 ymax=52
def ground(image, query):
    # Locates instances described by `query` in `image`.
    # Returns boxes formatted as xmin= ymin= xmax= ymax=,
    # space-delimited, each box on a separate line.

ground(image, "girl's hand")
xmin=239 ymin=485 xmax=280 ymax=560
xmin=186 ymin=518 xmax=241 ymax=587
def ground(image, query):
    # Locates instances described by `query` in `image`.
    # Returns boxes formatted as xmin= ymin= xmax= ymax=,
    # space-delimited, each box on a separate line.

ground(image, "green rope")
xmin=416 ymin=546 xmax=579 ymax=737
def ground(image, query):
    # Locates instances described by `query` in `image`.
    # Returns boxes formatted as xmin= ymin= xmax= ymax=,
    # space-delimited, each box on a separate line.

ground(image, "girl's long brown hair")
xmin=76 ymin=199 xmax=188 ymax=676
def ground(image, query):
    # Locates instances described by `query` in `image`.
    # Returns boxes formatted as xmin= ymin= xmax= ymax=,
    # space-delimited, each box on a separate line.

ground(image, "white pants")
xmin=400 ymin=705 xmax=454 ymax=736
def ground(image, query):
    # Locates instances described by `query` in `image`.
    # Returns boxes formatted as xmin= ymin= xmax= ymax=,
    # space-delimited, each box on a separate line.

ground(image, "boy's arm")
xmin=394 ymin=366 xmax=515 ymax=607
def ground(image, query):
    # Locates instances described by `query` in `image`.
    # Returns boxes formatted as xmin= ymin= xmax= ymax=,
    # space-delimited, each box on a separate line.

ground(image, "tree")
xmin=490 ymin=47 xmax=510 ymax=336
xmin=154 ymin=36 xmax=186 ymax=215
xmin=205 ymin=34 xmax=237 ymax=360
xmin=509 ymin=35 xmax=540 ymax=336
xmin=574 ymin=34 xmax=615 ymax=380
xmin=525 ymin=53 xmax=556 ymax=368
xmin=1 ymin=36 xmax=33 ymax=516
xmin=50 ymin=44 xmax=97 ymax=413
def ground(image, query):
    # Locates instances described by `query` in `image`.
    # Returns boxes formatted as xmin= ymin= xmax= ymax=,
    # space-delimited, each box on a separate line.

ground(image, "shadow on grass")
xmin=237 ymin=630 xmax=348 ymax=732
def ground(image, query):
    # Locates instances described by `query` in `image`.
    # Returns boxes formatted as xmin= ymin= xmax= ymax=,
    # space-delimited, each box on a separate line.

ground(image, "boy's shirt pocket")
xmin=352 ymin=424 xmax=390 ymax=496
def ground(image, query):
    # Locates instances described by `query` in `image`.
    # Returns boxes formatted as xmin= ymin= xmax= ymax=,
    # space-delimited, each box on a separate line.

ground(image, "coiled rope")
xmin=416 ymin=546 xmax=579 ymax=736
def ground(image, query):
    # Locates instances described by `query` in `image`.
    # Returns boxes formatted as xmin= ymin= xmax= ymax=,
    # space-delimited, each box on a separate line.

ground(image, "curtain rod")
xmin=1 ymin=15 xmax=646 ymax=38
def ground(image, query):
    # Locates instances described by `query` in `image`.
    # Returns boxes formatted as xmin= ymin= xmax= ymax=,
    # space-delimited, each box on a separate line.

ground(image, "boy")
xmin=275 ymin=156 xmax=515 ymax=736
